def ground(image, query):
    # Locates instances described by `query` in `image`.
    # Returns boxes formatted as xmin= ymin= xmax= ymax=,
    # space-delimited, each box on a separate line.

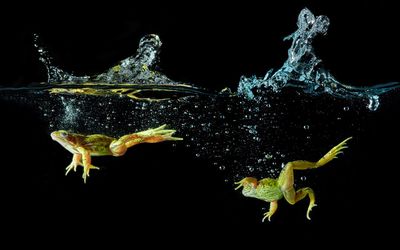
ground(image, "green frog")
xmin=51 ymin=124 xmax=183 ymax=183
xmin=235 ymin=137 xmax=352 ymax=222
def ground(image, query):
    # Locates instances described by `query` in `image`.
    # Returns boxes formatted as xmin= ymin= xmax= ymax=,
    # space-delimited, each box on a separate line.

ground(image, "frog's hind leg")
xmin=277 ymin=137 xmax=351 ymax=219
xmin=315 ymin=137 xmax=352 ymax=167
xmin=65 ymin=154 xmax=82 ymax=176
xmin=294 ymin=187 xmax=316 ymax=220
xmin=134 ymin=124 xmax=183 ymax=144
xmin=278 ymin=137 xmax=351 ymax=195
xmin=109 ymin=124 xmax=183 ymax=156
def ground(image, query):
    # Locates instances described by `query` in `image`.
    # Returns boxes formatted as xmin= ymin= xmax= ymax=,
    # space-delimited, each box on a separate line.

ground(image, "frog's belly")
xmin=63 ymin=144 xmax=80 ymax=154
xmin=256 ymin=187 xmax=284 ymax=202
xmin=63 ymin=145 xmax=111 ymax=156
xmin=90 ymin=151 xmax=112 ymax=156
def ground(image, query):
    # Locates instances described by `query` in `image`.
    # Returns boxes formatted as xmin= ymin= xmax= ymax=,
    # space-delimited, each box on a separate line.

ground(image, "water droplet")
xmin=219 ymin=165 xmax=226 ymax=171
xmin=195 ymin=153 xmax=200 ymax=157
xmin=301 ymin=176 xmax=306 ymax=181
xmin=343 ymin=106 xmax=349 ymax=111
xmin=265 ymin=154 xmax=273 ymax=159
xmin=303 ymin=125 xmax=310 ymax=130
xmin=367 ymin=95 xmax=379 ymax=111
xmin=248 ymin=166 xmax=254 ymax=172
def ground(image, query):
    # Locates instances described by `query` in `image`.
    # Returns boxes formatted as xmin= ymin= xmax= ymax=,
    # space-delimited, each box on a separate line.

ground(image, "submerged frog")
xmin=51 ymin=124 xmax=183 ymax=183
xmin=235 ymin=137 xmax=352 ymax=222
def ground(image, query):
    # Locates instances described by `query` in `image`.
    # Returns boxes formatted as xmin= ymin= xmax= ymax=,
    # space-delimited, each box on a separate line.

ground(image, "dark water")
xmin=2 ymin=2 xmax=399 ymax=242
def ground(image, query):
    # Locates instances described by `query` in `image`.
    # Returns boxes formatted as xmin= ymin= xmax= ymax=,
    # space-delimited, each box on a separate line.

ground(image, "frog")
xmin=234 ymin=137 xmax=352 ymax=222
xmin=51 ymin=124 xmax=183 ymax=183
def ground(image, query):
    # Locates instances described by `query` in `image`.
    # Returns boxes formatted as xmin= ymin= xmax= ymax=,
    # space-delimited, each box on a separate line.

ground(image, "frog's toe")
xmin=82 ymin=173 xmax=88 ymax=183
xmin=262 ymin=212 xmax=273 ymax=222
xmin=306 ymin=203 xmax=317 ymax=220
xmin=90 ymin=165 xmax=100 ymax=170
xmin=65 ymin=164 xmax=76 ymax=176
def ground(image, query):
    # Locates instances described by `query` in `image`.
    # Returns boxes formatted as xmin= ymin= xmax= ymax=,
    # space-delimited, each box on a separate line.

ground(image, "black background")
xmin=1 ymin=1 xmax=399 ymax=243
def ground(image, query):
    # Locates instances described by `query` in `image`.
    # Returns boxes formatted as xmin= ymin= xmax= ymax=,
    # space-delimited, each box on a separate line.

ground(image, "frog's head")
xmin=51 ymin=130 xmax=78 ymax=151
xmin=235 ymin=177 xmax=258 ymax=192
xmin=235 ymin=177 xmax=258 ymax=197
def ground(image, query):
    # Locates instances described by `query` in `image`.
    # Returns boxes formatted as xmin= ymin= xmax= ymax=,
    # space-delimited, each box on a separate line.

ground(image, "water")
xmin=237 ymin=8 xmax=399 ymax=111
xmin=1 ymin=7 xmax=399 ymax=230
xmin=22 ymin=9 xmax=397 ymax=181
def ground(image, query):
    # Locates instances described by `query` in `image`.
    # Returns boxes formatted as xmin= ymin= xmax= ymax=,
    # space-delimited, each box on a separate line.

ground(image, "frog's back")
xmin=82 ymin=134 xmax=115 ymax=156
xmin=256 ymin=178 xmax=283 ymax=201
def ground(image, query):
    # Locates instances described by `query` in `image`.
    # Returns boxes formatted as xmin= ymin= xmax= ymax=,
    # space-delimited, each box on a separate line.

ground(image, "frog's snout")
xmin=50 ymin=131 xmax=57 ymax=140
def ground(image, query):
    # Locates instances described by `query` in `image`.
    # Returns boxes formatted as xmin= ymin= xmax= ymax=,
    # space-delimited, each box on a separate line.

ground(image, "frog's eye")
xmin=60 ymin=131 xmax=68 ymax=138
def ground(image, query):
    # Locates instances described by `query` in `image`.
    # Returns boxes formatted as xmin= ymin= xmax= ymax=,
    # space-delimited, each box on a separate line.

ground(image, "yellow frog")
xmin=51 ymin=124 xmax=183 ymax=183
xmin=235 ymin=137 xmax=351 ymax=222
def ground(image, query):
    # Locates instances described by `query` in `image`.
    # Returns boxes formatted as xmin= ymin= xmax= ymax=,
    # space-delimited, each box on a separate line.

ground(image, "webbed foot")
xmin=262 ymin=200 xmax=278 ymax=222
xmin=262 ymin=211 xmax=274 ymax=222
xmin=136 ymin=124 xmax=183 ymax=142
xmin=65 ymin=163 xmax=78 ymax=176
xmin=66 ymin=154 xmax=82 ymax=176
xmin=82 ymin=165 xmax=100 ymax=183
xmin=306 ymin=203 xmax=317 ymax=220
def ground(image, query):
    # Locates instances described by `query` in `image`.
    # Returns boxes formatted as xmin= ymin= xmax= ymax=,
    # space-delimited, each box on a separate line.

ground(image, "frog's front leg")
xmin=65 ymin=153 xmax=82 ymax=176
xmin=262 ymin=200 xmax=278 ymax=222
xmin=78 ymin=147 xmax=99 ymax=183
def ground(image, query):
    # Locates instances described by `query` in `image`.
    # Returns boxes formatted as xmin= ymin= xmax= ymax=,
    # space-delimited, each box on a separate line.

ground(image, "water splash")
xmin=35 ymin=34 xmax=177 ymax=85
xmin=93 ymin=34 xmax=176 ymax=84
xmin=237 ymin=8 xmax=399 ymax=111
xmin=33 ymin=34 xmax=90 ymax=83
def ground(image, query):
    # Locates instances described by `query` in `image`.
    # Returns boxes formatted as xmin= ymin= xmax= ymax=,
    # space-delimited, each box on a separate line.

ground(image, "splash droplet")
xmin=367 ymin=95 xmax=380 ymax=111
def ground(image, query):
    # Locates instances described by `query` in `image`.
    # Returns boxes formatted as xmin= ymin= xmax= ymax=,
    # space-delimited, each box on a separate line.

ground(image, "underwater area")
xmin=1 ymin=1 xmax=400 ymax=241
